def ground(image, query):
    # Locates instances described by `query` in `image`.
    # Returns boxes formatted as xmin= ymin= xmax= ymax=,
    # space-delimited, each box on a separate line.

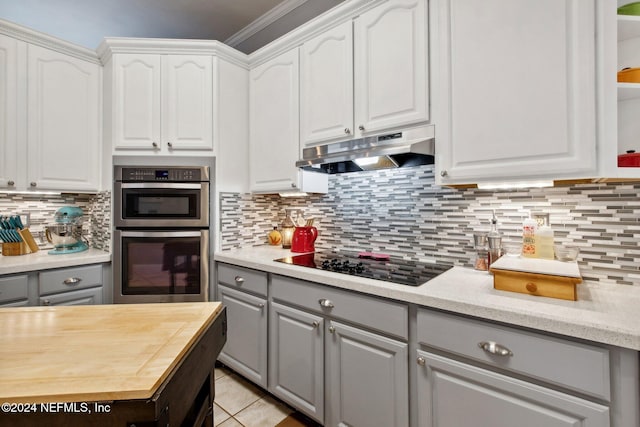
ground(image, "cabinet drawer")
xmin=417 ymin=308 xmax=610 ymax=401
xmin=0 ymin=275 xmax=29 ymax=304
xmin=272 ymin=274 xmax=408 ymax=340
xmin=217 ymin=263 xmax=268 ymax=297
xmin=40 ymin=287 xmax=103 ymax=306
xmin=39 ymin=264 xmax=102 ymax=295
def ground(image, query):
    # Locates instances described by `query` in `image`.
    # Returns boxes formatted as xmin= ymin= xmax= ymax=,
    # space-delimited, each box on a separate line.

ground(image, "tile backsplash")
xmin=220 ymin=165 xmax=640 ymax=286
xmin=0 ymin=192 xmax=111 ymax=252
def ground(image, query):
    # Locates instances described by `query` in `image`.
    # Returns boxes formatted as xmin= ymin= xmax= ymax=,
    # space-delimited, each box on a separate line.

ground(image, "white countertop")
xmin=0 ymin=248 xmax=111 ymax=275
xmin=215 ymin=246 xmax=640 ymax=351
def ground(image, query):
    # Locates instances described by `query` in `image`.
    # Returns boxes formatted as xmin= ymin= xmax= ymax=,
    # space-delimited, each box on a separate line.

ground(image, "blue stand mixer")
xmin=45 ymin=206 xmax=89 ymax=255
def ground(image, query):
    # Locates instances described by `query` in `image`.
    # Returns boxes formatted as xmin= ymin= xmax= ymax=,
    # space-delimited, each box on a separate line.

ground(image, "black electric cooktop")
xmin=274 ymin=251 xmax=453 ymax=286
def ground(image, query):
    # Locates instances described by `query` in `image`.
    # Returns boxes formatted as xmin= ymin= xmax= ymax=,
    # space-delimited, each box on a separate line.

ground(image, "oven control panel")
xmin=118 ymin=167 xmax=206 ymax=182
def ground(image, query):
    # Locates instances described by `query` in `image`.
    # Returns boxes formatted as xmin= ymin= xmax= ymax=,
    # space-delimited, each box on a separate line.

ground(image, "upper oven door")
xmin=114 ymin=182 xmax=209 ymax=228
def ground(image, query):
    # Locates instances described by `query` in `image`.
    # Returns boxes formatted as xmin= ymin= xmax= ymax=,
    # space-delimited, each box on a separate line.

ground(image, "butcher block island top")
xmin=0 ymin=302 xmax=226 ymax=426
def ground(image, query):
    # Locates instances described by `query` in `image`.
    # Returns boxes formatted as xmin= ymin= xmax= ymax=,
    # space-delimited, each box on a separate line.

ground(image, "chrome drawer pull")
xmin=63 ymin=277 xmax=82 ymax=286
xmin=234 ymin=276 xmax=245 ymax=284
xmin=312 ymin=321 xmax=319 ymax=329
xmin=416 ymin=357 xmax=426 ymax=366
xmin=318 ymin=299 xmax=334 ymax=308
xmin=478 ymin=341 xmax=513 ymax=357
xmin=328 ymin=326 xmax=336 ymax=334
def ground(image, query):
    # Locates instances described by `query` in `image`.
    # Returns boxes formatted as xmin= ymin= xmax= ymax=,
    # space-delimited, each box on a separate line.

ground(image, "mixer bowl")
xmin=45 ymin=224 xmax=83 ymax=247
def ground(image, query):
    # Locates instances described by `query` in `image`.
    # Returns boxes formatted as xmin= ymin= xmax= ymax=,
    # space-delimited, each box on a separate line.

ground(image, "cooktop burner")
xmin=274 ymin=251 xmax=453 ymax=286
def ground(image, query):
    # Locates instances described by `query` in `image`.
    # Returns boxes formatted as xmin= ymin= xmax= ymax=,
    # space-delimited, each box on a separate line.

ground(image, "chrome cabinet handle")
xmin=63 ymin=277 xmax=82 ymax=286
xmin=42 ymin=299 xmax=50 ymax=306
xmin=312 ymin=321 xmax=319 ymax=329
xmin=344 ymin=128 xmax=351 ymax=134
xmin=440 ymin=170 xmax=448 ymax=177
xmin=234 ymin=276 xmax=244 ymax=284
xmin=152 ymin=142 xmax=158 ymax=148
xmin=417 ymin=357 xmax=426 ymax=366
xmin=319 ymin=299 xmax=334 ymax=308
xmin=7 ymin=180 xmax=14 ymax=186
xmin=328 ymin=326 xmax=336 ymax=334
xmin=258 ymin=303 xmax=265 ymax=309
xmin=358 ymin=125 xmax=365 ymax=131
xmin=291 ymin=183 xmax=297 ymax=188
xmin=478 ymin=341 xmax=513 ymax=357
xmin=167 ymin=142 xmax=173 ymax=148
xmin=30 ymin=182 xmax=37 ymax=187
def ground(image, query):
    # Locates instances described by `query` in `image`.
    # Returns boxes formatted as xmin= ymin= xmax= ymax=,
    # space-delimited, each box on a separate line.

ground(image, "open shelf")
xmin=618 ymin=82 xmax=640 ymax=100
xmin=618 ymin=15 xmax=640 ymax=41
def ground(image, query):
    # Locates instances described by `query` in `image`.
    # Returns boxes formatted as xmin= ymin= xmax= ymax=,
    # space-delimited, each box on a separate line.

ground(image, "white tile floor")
xmin=214 ymin=365 xmax=296 ymax=427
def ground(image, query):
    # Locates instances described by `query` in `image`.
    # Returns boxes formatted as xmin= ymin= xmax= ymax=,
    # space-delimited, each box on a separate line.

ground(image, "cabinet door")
xmin=27 ymin=45 xmax=100 ymax=191
xmin=217 ymin=285 xmax=268 ymax=388
xmin=269 ymin=301 xmax=324 ymax=423
xmin=0 ymin=35 xmax=19 ymax=190
xmin=354 ymin=0 xmax=428 ymax=135
xmin=40 ymin=287 xmax=103 ymax=306
xmin=163 ymin=55 xmax=213 ymax=151
xmin=326 ymin=320 xmax=409 ymax=427
xmin=249 ymin=49 xmax=300 ymax=193
xmin=112 ymin=54 xmax=161 ymax=151
xmin=416 ymin=350 xmax=610 ymax=427
xmin=300 ymin=21 xmax=354 ymax=147
xmin=434 ymin=0 xmax=596 ymax=184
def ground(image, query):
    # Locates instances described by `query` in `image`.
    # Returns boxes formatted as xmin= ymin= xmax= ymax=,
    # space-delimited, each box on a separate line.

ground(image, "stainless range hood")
xmin=296 ymin=125 xmax=435 ymax=174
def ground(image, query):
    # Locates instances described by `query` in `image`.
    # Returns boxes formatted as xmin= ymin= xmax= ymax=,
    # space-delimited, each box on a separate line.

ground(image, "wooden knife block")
xmin=1 ymin=229 xmax=39 ymax=256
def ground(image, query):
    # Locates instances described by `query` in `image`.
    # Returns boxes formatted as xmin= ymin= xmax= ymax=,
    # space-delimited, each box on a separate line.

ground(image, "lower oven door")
xmin=114 ymin=229 xmax=209 ymax=303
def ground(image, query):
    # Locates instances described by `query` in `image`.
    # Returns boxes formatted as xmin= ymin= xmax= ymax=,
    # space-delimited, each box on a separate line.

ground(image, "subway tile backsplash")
xmin=220 ymin=165 xmax=640 ymax=286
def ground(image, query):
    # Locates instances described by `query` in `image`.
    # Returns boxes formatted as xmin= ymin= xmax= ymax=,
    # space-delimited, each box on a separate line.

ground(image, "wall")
xmin=0 ymin=192 xmax=111 ymax=252
xmin=219 ymin=165 xmax=640 ymax=286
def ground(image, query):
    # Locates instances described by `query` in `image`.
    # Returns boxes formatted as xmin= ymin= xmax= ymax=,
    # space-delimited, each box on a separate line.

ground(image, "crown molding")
xmin=97 ymin=37 xmax=249 ymax=69
xmin=0 ymin=18 xmax=100 ymax=64
xmin=248 ymin=0 xmax=387 ymax=68
xmin=224 ymin=0 xmax=309 ymax=48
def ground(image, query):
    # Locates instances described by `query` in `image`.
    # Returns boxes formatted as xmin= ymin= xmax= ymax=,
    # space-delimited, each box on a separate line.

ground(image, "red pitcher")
xmin=291 ymin=226 xmax=318 ymax=253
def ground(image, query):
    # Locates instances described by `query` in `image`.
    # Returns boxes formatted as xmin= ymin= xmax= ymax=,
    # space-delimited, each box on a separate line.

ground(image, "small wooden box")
xmin=490 ymin=257 xmax=582 ymax=301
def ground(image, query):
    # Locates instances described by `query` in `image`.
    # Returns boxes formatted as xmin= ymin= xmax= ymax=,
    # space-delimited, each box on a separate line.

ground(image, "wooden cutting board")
xmin=0 ymin=302 xmax=223 ymax=403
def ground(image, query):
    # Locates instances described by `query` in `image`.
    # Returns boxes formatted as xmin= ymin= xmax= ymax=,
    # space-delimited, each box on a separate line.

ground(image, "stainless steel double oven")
xmin=113 ymin=165 xmax=210 ymax=303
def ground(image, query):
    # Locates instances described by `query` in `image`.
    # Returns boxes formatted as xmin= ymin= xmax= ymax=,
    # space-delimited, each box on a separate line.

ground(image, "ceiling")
xmin=0 ymin=0 xmax=343 ymax=53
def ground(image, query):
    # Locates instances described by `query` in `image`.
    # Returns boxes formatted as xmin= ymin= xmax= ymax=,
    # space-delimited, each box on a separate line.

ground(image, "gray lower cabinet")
xmin=39 ymin=264 xmax=104 ymax=306
xmin=39 ymin=286 xmax=103 ymax=306
xmin=415 ymin=308 xmax=614 ymax=427
xmin=217 ymin=284 xmax=268 ymax=387
xmin=269 ymin=300 xmax=325 ymax=422
xmin=416 ymin=350 xmax=609 ymax=427
xmin=0 ymin=274 xmax=29 ymax=306
xmin=216 ymin=263 xmax=269 ymax=387
xmin=269 ymin=274 xmax=409 ymax=426
xmin=327 ymin=320 xmax=408 ymax=427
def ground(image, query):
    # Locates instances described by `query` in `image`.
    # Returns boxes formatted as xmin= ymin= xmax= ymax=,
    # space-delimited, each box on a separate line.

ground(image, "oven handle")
xmin=119 ymin=183 xmax=203 ymax=189
xmin=119 ymin=230 xmax=205 ymax=238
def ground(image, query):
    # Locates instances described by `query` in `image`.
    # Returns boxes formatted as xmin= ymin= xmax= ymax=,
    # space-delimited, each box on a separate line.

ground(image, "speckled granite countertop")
xmin=0 ymin=249 xmax=111 ymax=275
xmin=215 ymin=246 xmax=640 ymax=351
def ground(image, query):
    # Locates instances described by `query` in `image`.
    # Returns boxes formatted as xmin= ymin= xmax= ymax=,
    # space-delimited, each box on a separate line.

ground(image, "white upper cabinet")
xmin=354 ymin=0 xmax=429 ymax=136
xmin=249 ymin=49 xmax=298 ymax=192
xmin=300 ymin=21 xmax=354 ymax=146
xmin=27 ymin=45 xmax=101 ymax=191
xmin=0 ymin=35 xmax=19 ymax=190
xmin=0 ymin=27 xmax=101 ymax=193
xmin=250 ymin=48 xmax=327 ymax=194
xmin=299 ymin=0 xmax=429 ymax=148
xmin=110 ymin=53 xmax=213 ymax=153
xmin=433 ymin=0 xmax=597 ymax=185
xmin=112 ymin=54 xmax=161 ymax=151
